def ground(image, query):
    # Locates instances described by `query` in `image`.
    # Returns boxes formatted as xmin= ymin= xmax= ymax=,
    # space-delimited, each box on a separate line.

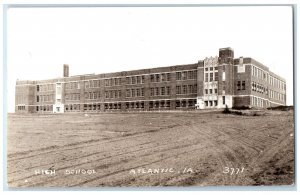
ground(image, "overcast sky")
xmin=7 ymin=6 xmax=293 ymax=112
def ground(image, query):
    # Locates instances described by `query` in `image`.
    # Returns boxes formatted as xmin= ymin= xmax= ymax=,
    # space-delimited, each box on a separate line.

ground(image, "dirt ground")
xmin=7 ymin=110 xmax=294 ymax=187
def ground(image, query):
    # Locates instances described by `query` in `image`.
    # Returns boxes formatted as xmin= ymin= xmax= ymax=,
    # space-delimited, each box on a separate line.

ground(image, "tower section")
xmin=217 ymin=47 xmax=235 ymax=108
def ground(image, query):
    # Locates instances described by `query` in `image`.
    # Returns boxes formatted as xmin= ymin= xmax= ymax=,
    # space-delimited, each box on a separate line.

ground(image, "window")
xmin=161 ymin=87 xmax=165 ymax=95
xmin=131 ymin=77 xmax=136 ymax=84
xmin=176 ymin=72 xmax=182 ymax=80
xmin=136 ymin=76 xmax=141 ymax=84
xmin=126 ymin=77 xmax=130 ymax=85
xmin=155 ymin=74 xmax=160 ymax=82
xmin=205 ymin=68 xmax=208 ymax=71
xmin=150 ymin=88 xmax=154 ymax=96
xmin=209 ymin=101 xmax=213 ymax=106
xmin=215 ymin=88 xmax=218 ymax=94
xmin=214 ymin=100 xmax=218 ymax=106
xmin=166 ymin=86 xmax=170 ymax=95
xmin=37 ymin=96 xmax=39 ymax=102
xmin=222 ymin=96 xmax=226 ymax=105
xmin=141 ymin=75 xmax=145 ymax=83
xmin=126 ymin=89 xmax=130 ymax=97
xmin=215 ymin=72 xmax=218 ymax=81
xmin=85 ymin=81 xmax=89 ymax=88
xmin=37 ymin=85 xmax=40 ymax=92
xmin=205 ymin=73 xmax=208 ymax=82
xmin=167 ymin=73 xmax=171 ymax=81
xmin=205 ymin=101 xmax=208 ymax=107
xmin=136 ymin=88 xmax=140 ymax=97
xmin=237 ymin=81 xmax=241 ymax=90
xmin=193 ymin=84 xmax=197 ymax=93
xmin=209 ymin=89 xmax=212 ymax=94
xmin=210 ymin=67 xmax=213 ymax=71
xmin=161 ymin=73 xmax=166 ymax=82
xmin=242 ymin=81 xmax=245 ymax=90
xmin=182 ymin=71 xmax=187 ymax=80
xmin=155 ymin=87 xmax=159 ymax=96
xmin=188 ymin=71 xmax=193 ymax=79
xmin=118 ymin=90 xmax=121 ymax=98
xmin=176 ymin=86 xmax=181 ymax=94
xmin=210 ymin=73 xmax=213 ymax=82
xmin=131 ymin=89 xmax=135 ymax=97
xmin=188 ymin=85 xmax=193 ymax=94
xmin=141 ymin=88 xmax=144 ymax=96
xmin=150 ymin=75 xmax=155 ymax=82
xmin=181 ymin=85 xmax=186 ymax=94
xmin=205 ymin=89 xmax=208 ymax=94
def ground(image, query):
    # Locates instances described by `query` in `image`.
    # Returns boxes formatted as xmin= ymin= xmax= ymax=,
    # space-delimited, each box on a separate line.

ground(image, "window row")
xmin=126 ymin=88 xmax=145 ymax=98
xmin=150 ymin=86 xmax=171 ymax=96
xmin=205 ymin=72 xmax=218 ymax=82
xmin=252 ymin=66 xmax=267 ymax=81
xmin=150 ymin=73 xmax=171 ymax=83
xmin=205 ymin=67 xmax=218 ymax=72
xmin=237 ymin=81 xmax=246 ymax=91
xmin=204 ymin=88 xmax=218 ymax=95
xmin=105 ymin=78 xmax=122 ymax=86
xmin=17 ymin=105 xmax=26 ymax=110
xmin=269 ymin=76 xmax=286 ymax=90
xmin=37 ymin=84 xmax=54 ymax=92
xmin=85 ymin=80 xmax=101 ymax=88
xmin=126 ymin=75 xmax=145 ymax=85
xmin=176 ymin=84 xmax=197 ymax=95
xmin=269 ymin=90 xmax=285 ymax=101
xmin=174 ymin=99 xmax=197 ymax=108
xmin=175 ymin=70 xmax=197 ymax=81
xmin=251 ymin=82 xmax=266 ymax=94
xmin=84 ymin=91 xmax=101 ymax=99
xmin=204 ymin=100 xmax=218 ymax=107
xmin=251 ymin=96 xmax=266 ymax=108
xmin=105 ymin=90 xmax=122 ymax=99
xmin=65 ymin=82 xmax=80 ymax=90
xmin=36 ymin=105 xmax=53 ymax=112
xmin=65 ymin=93 xmax=80 ymax=101
xmin=36 ymin=94 xmax=54 ymax=102
xmin=65 ymin=104 xmax=81 ymax=111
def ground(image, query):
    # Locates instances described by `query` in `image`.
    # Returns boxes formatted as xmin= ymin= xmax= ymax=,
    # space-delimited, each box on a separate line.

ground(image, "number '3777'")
xmin=223 ymin=167 xmax=244 ymax=175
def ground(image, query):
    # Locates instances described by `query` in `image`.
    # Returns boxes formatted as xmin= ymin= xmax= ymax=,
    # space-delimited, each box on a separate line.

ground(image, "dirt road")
xmin=7 ymin=110 xmax=294 ymax=187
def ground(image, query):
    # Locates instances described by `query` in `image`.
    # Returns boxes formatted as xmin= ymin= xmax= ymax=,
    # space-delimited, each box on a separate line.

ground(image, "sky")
xmin=6 ymin=6 xmax=294 ymax=112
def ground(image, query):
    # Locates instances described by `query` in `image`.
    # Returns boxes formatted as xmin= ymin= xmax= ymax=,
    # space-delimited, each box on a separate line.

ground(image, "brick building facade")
xmin=15 ymin=47 xmax=286 ymax=113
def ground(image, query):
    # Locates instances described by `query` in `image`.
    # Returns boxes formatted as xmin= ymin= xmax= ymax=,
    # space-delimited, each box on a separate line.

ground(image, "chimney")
xmin=63 ymin=64 xmax=69 ymax=77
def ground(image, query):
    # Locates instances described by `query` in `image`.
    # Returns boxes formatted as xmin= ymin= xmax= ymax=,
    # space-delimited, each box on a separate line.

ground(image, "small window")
xmin=222 ymin=96 xmax=226 ymax=105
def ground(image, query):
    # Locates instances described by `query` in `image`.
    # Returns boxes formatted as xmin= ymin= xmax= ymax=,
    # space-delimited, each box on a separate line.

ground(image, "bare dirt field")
xmin=7 ymin=110 xmax=294 ymax=187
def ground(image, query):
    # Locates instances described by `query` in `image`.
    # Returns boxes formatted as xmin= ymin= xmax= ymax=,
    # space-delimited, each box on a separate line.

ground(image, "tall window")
xmin=161 ymin=87 xmax=165 ymax=95
xmin=176 ymin=86 xmax=181 ymax=94
xmin=205 ymin=73 xmax=208 ymax=82
xmin=150 ymin=88 xmax=154 ymax=96
xmin=215 ymin=72 xmax=218 ymax=81
xmin=166 ymin=73 xmax=171 ymax=81
xmin=176 ymin=72 xmax=182 ymax=80
xmin=242 ymin=81 xmax=246 ymax=90
xmin=222 ymin=96 xmax=226 ymax=105
xmin=166 ymin=86 xmax=170 ymax=95
xmin=155 ymin=87 xmax=159 ymax=96
xmin=237 ymin=81 xmax=241 ymax=90
xmin=182 ymin=85 xmax=187 ymax=94
xmin=150 ymin=75 xmax=155 ymax=82
xmin=210 ymin=73 xmax=213 ymax=82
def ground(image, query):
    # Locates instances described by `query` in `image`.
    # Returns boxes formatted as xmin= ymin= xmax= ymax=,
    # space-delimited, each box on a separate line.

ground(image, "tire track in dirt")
xmin=8 ymin=126 xmax=195 ymax=186
xmin=20 ymin=140 xmax=205 ymax=187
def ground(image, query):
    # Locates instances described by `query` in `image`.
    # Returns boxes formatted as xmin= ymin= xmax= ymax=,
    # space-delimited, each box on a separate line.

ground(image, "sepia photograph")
xmin=5 ymin=4 xmax=295 ymax=189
